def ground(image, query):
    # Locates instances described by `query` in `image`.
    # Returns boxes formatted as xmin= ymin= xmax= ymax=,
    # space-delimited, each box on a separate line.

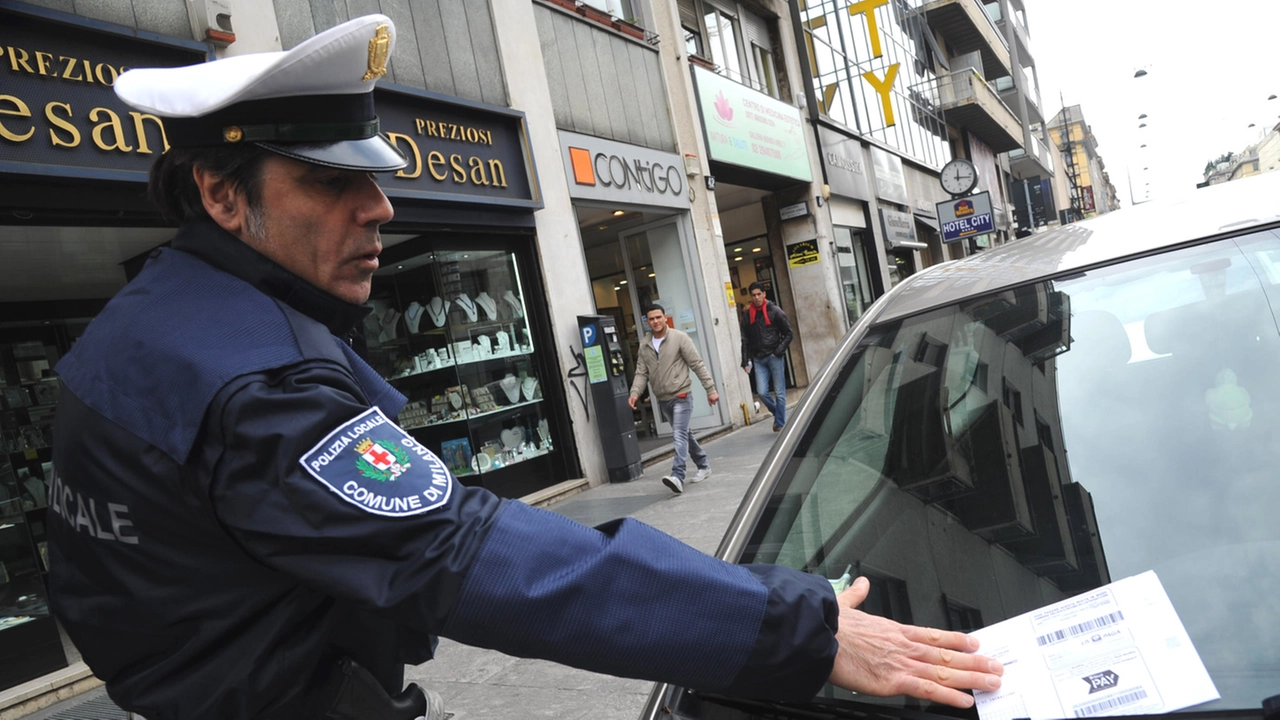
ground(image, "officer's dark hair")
xmin=644 ymin=302 xmax=666 ymax=317
xmin=748 ymin=281 xmax=767 ymax=294
xmin=148 ymin=144 xmax=274 ymax=224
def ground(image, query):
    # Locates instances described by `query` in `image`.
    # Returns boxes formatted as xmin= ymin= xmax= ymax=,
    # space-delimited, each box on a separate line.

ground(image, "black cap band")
xmin=165 ymin=93 xmax=377 ymax=147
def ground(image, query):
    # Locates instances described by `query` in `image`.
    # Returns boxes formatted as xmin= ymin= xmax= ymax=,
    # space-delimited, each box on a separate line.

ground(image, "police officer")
xmin=47 ymin=15 xmax=1003 ymax=720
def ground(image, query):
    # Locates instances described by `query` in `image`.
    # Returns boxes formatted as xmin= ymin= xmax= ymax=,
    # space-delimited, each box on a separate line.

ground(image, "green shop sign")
xmin=693 ymin=66 xmax=811 ymax=183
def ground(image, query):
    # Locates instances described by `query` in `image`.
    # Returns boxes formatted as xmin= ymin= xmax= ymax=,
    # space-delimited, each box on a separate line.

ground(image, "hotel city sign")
xmin=937 ymin=191 xmax=994 ymax=243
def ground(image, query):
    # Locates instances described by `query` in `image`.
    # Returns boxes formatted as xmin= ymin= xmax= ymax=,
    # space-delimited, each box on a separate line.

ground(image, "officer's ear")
xmin=192 ymin=165 xmax=248 ymax=238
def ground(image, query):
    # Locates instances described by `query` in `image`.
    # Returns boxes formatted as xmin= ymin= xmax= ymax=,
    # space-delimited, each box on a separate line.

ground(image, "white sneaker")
xmin=662 ymin=475 xmax=684 ymax=494
xmin=691 ymin=467 xmax=712 ymax=483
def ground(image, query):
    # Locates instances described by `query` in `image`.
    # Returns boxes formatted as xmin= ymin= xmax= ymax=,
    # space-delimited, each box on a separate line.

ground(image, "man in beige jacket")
xmin=628 ymin=303 xmax=720 ymax=494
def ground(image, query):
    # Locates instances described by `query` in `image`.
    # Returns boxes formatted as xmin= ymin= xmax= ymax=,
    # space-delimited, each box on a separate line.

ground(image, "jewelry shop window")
xmin=366 ymin=237 xmax=568 ymax=498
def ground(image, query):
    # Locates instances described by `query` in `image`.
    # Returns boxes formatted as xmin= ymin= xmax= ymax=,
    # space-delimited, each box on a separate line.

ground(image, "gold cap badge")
xmin=223 ymin=126 xmax=243 ymax=142
xmin=363 ymin=24 xmax=390 ymax=82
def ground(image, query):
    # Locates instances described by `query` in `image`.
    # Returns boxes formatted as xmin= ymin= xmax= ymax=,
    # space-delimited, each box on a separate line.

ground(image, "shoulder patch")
xmin=300 ymin=407 xmax=452 ymax=517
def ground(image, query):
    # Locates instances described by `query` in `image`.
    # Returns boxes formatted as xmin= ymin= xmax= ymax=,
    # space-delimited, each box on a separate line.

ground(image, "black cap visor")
xmin=258 ymin=135 xmax=409 ymax=172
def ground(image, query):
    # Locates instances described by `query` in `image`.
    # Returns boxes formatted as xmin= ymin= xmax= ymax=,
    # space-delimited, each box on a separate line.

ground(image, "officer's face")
xmin=243 ymin=155 xmax=394 ymax=304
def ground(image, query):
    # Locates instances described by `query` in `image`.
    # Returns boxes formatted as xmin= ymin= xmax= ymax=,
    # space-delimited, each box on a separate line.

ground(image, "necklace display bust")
xmin=521 ymin=376 xmax=539 ymax=401
xmin=454 ymin=293 xmax=478 ymax=323
xmin=502 ymin=290 xmax=523 ymax=318
xmin=500 ymin=373 xmax=520 ymax=404
xmin=425 ymin=297 xmax=449 ymax=327
xmin=404 ymin=302 xmax=424 ymax=334
xmin=379 ymin=308 xmax=401 ymax=342
xmin=475 ymin=291 xmax=499 ymax=321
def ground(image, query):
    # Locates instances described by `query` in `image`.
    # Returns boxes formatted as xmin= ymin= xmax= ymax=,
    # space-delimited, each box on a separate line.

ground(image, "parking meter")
xmin=578 ymin=315 xmax=642 ymax=482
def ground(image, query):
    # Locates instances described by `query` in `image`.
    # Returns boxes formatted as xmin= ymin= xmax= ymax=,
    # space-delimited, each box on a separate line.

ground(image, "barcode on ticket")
xmin=1036 ymin=611 xmax=1125 ymax=646
xmin=1072 ymin=688 xmax=1149 ymax=717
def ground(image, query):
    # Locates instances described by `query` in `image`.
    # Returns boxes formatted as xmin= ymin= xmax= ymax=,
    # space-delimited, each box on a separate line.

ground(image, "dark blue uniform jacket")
xmin=48 ymin=220 xmax=839 ymax=719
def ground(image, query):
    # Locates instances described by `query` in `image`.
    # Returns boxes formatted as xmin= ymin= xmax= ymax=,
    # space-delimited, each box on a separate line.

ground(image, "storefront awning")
xmin=914 ymin=213 xmax=939 ymax=231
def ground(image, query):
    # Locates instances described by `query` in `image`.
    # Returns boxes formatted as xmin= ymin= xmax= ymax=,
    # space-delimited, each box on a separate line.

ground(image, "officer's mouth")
xmin=351 ymin=246 xmax=382 ymax=272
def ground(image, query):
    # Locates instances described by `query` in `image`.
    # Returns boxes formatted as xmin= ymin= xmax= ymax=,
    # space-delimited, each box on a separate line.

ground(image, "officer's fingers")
xmin=897 ymin=675 xmax=982 ymax=709
xmin=901 ymin=624 xmax=985 ymax=655
xmin=836 ymin=576 xmax=871 ymax=609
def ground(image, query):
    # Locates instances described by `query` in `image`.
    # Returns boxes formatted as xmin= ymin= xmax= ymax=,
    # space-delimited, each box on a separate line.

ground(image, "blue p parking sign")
xmin=581 ymin=324 xmax=597 ymax=347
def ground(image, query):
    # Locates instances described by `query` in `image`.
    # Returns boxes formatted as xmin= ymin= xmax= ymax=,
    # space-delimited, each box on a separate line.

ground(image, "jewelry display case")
xmin=366 ymin=239 xmax=568 ymax=497
xmin=0 ymin=330 xmax=85 ymax=691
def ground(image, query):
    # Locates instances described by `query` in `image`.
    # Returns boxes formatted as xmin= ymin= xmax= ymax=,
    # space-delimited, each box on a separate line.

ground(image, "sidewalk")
xmin=402 ymin=418 xmax=785 ymax=720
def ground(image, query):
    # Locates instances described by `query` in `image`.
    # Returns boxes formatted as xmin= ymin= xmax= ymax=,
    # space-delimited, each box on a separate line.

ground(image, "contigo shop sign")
xmin=558 ymin=130 xmax=688 ymax=209
xmin=378 ymin=89 xmax=539 ymax=208
xmin=0 ymin=9 xmax=206 ymax=180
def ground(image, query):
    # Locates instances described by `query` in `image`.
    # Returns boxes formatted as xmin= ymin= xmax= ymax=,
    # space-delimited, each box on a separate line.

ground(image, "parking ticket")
xmin=970 ymin=571 xmax=1218 ymax=720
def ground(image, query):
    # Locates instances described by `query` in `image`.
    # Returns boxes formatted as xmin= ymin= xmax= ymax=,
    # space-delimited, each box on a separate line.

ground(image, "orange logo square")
xmin=569 ymin=147 xmax=595 ymax=186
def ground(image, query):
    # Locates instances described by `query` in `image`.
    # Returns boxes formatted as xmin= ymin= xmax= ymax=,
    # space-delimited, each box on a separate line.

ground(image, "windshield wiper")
xmin=685 ymin=692 xmax=973 ymax=720
xmin=685 ymin=693 xmax=1269 ymax=720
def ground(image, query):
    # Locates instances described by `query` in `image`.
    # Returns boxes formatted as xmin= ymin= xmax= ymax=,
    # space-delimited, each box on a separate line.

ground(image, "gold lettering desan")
xmin=385 ymin=132 xmax=422 ymax=179
xmin=426 ymin=150 xmax=448 ymax=181
xmin=89 ymin=107 xmax=133 ymax=152
xmin=46 ymin=101 xmax=81 ymax=147
xmin=0 ymin=89 xmax=169 ymax=154
xmin=0 ymin=94 xmax=35 ymax=142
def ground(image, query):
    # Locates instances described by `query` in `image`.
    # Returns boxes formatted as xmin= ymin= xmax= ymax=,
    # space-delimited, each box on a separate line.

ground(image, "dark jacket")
xmin=49 ymin=220 xmax=839 ymax=719
xmin=740 ymin=300 xmax=793 ymax=366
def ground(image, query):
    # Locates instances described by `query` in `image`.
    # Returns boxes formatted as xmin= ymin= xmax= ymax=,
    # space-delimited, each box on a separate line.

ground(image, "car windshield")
xmin=739 ymin=228 xmax=1280 ymax=715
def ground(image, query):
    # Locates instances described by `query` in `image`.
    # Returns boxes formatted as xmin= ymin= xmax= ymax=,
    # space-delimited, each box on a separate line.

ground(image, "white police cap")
xmin=114 ymin=14 xmax=408 ymax=172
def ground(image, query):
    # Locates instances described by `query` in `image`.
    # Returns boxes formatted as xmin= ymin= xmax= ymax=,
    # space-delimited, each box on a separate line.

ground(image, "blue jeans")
xmin=658 ymin=395 xmax=707 ymax=481
xmin=753 ymin=354 xmax=787 ymax=428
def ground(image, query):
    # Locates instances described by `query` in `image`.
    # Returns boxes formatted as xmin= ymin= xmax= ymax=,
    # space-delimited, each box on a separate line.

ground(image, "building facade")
xmin=1047 ymin=105 xmax=1121 ymax=219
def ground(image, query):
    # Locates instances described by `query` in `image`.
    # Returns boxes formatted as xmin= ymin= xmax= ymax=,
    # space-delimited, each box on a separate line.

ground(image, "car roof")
xmin=876 ymin=170 xmax=1280 ymax=322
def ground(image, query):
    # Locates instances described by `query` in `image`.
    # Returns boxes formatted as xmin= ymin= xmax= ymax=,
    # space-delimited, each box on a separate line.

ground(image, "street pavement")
xmin=403 ymin=418 xmax=784 ymax=720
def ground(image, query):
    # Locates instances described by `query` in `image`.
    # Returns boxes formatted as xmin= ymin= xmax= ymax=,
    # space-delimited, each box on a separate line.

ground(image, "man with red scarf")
xmin=740 ymin=282 xmax=794 ymax=431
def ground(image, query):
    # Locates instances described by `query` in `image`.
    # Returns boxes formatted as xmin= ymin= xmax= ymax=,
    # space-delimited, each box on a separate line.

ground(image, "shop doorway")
xmin=580 ymin=209 xmax=722 ymax=444
xmin=723 ymin=237 xmax=798 ymax=390
xmin=887 ymin=248 xmax=919 ymax=288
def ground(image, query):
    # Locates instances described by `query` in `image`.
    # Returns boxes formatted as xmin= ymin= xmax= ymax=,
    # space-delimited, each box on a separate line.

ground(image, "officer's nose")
xmin=356 ymin=174 xmax=395 ymax=227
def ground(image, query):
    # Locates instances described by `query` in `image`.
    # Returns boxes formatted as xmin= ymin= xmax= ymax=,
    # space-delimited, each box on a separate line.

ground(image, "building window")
xmin=752 ymin=43 xmax=779 ymax=98
xmin=579 ymin=0 xmax=633 ymax=18
xmin=704 ymin=7 xmax=745 ymax=84
xmin=858 ymin=569 xmax=914 ymax=623
xmin=679 ymin=0 xmax=778 ymax=96
xmin=943 ymin=595 xmax=984 ymax=632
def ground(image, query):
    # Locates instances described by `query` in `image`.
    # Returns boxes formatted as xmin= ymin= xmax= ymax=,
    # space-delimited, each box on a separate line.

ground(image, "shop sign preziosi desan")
xmin=0 ymin=8 xmax=207 ymax=181
xmin=0 ymin=7 xmax=539 ymax=209
xmin=377 ymin=87 xmax=540 ymax=208
xmin=693 ymin=65 xmax=812 ymax=183
xmin=558 ymin=130 xmax=688 ymax=210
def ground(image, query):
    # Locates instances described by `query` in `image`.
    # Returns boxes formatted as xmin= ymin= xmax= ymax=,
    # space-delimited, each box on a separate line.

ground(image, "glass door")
xmin=620 ymin=219 xmax=723 ymax=433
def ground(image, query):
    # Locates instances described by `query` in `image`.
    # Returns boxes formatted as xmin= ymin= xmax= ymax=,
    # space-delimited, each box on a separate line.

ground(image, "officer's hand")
xmin=707 ymin=392 xmax=719 ymax=406
xmin=628 ymin=395 xmax=638 ymax=410
xmin=827 ymin=577 xmax=1002 ymax=708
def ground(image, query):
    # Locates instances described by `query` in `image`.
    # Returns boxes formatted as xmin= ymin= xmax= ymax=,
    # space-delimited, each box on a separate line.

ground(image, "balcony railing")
xmin=926 ymin=68 xmax=1024 ymax=152
xmin=920 ymin=0 xmax=1011 ymax=78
